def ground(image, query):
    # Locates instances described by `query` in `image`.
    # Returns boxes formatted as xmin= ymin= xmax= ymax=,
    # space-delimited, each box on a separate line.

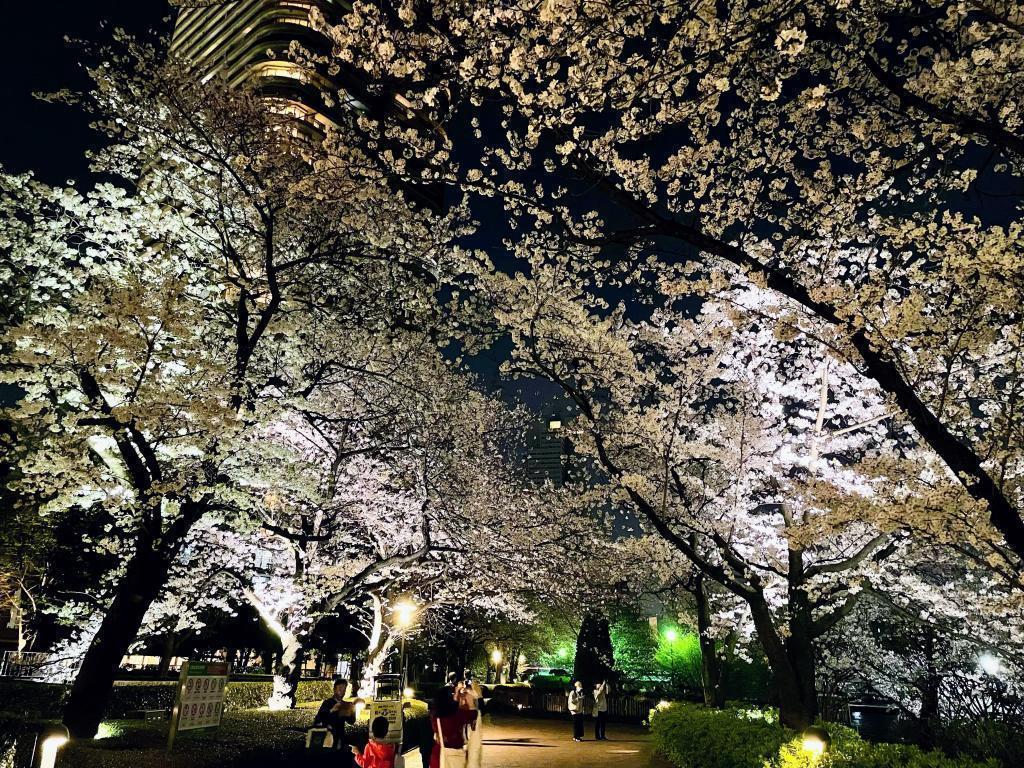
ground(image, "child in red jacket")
xmin=353 ymin=715 xmax=400 ymax=768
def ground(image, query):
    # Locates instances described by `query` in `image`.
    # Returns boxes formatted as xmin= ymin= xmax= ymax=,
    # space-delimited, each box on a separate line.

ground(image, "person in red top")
xmin=353 ymin=716 xmax=399 ymax=768
xmin=429 ymin=686 xmax=477 ymax=768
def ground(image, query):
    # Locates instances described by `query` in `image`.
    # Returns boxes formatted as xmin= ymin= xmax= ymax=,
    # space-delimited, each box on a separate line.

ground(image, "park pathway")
xmin=473 ymin=713 xmax=673 ymax=768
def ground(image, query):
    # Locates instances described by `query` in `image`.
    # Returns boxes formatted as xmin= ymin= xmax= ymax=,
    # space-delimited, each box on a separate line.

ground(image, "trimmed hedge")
xmin=61 ymin=701 xmax=431 ymax=768
xmin=0 ymin=678 xmax=337 ymax=720
xmin=650 ymin=703 xmax=1000 ymax=768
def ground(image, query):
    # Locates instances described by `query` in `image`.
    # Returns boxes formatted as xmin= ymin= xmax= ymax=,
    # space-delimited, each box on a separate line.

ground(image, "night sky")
xmin=0 ymin=2 xmax=170 ymax=183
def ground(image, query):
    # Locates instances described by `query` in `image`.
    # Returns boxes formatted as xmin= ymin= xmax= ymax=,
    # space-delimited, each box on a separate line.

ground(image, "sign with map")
xmin=168 ymin=660 xmax=230 ymax=750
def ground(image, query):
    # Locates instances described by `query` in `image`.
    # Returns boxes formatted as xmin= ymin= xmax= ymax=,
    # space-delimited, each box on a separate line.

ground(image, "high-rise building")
xmin=170 ymin=0 xmax=366 ymax=135
xmin=170 ymin=0 xmax=439 ymax=206
xmin=525 ymin=413 xmax=568 ymax=487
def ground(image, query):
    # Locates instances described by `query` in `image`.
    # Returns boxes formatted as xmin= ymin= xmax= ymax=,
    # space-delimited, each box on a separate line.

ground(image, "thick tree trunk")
xmin=359 ymin=635 xmax=395 ymax=698
xmin=269 ymin=630 xmax=306 ymax=710
xmin=157 ymin=632 xmax=176 ymax=678
xmin=694 ymin=574 xmax=726 ymax=708
xmin=62 ymin=546 xmax=171 ymax=738
xmin=785 ymin=552 xmax=819 ymax=728
xmin=358 ymin=593 xmax=393 ymax=698
xmin=747 ymin=596 xmax=816 ymax=730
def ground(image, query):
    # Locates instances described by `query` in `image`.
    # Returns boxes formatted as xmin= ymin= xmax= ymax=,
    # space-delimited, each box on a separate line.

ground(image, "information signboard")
xmin=168 ymin=660 xmax=230 ymax=751
xmin=368 ymin=699 xmax=403 ymax=744
xmin=370 ymin=673 xmax=404 ymax=744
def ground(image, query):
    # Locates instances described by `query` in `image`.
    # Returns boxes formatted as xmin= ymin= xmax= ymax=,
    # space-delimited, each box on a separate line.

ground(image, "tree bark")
xmin=359 ymin=634 xmax=395 ymax=698
xmin=269 ymin=630 xmax=306 ymax=710
xmin=62 ymin=546 xmax=172 ymax=738
xmin=694 ymin=574 xmax=726 ymax=708
xmin=157 ymin=631 xmax=176 ymax=678
xmin=747 ymin=596 xmax=816 ymax=730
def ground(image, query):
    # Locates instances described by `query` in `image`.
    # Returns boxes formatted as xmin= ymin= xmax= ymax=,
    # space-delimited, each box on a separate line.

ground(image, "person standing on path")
xmin=567 ymin=680 xmax=587 ymax=742
xmin=592 ymin=680 xmax=608 ymax=740
xmin=430 ymin=685 xmax=477 ymax=768
xmin=456 ymin=669 xmax=484 ymax=768
xmin=313 ymin=679 xmax=359 ymax=765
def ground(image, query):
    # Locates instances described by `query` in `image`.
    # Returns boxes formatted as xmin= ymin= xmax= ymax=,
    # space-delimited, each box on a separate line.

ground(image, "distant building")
xmin=525 ymin=413 xmax=568 ymax=487
xmin=171 ymin=0 xmax=354 ymax=134
xmin=170 ymin=0 xmax=439 ymax=203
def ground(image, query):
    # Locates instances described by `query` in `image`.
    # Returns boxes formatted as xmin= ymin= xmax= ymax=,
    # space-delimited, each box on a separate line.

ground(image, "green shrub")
xmin=650 ymin=703 xmax=783 ymax=768
xmin=0 ymin=681 xmax=65 ymax=718
xmin=0 ymin=678 xmax=340 ymax=721
xmin=651 ymin=703 xmax=1000 ymax=768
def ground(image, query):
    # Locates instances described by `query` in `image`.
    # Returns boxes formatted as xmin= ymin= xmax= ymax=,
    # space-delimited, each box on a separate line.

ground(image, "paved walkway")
xmin=473 ymin=714 xmax=673 ymax=768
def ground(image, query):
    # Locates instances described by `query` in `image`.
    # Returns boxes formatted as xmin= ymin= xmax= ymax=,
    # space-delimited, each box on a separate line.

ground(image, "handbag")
xmin=436 ymin=715 xmax=468 ymax=768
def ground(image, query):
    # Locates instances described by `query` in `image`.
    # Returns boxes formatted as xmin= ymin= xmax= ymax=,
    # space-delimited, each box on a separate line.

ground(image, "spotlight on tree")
xmin=801 ymin=726 xmax=831 ymax=759
xmin=34 ymin=724 xmax=69 ymax=768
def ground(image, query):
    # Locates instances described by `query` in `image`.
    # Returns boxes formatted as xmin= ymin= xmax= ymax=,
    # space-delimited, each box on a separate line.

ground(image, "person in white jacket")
xmin=567 ymin=680 xmax=586 ymax=742
xmin=456 ymin=669 xmax=484 ymax=768
xmin=592 ymin=681 xmax=608 ymax=740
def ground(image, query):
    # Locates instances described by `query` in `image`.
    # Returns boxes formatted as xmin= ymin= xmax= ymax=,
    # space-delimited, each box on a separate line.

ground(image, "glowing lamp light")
xmin=36 ymin=726 xmax=70 ymax=768
xmin=664 ymin=629 xmax=678 ymax=642
xmin=394 ymin=600 xmax=417 ymax=629
xmin=354 ymin=700 xmax=367 ymax=718
xmin=549 ymin=419 xmax=562 ymax=430
xmin=403 ymin=687 xmax=415 ymax=698
xmin=557 ymin=648 xmax=568 ymax=659
xmin=491 ymin=649 xmax=503 ymax=664
xmin=801 ymin=726 xmax=831 ymax=759
xmin=656 ymin=700 xmax=671 ymax=711
xmin=978 ymin=652 xmax=1002 ymax=677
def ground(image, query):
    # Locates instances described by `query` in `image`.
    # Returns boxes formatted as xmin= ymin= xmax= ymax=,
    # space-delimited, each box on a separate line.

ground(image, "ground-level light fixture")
xmin=403 ymin=687 xmax=414 ymax=698
xmin=664 ymin=629 xmax=678 ymax=642
xmin=491 ymin=649 xmax=503 ymax=664
xmin=34 ymin=724 xmax=69 ymax=768
xmin=801 ymin=726 xmax=831 ymax=758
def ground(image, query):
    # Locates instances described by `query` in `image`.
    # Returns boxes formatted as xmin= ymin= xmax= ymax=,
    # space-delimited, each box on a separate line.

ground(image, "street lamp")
xmin=491 ymin=649 xmax=503 ymax=684
xmin=393 ymin=600 xmax=418 ymax=691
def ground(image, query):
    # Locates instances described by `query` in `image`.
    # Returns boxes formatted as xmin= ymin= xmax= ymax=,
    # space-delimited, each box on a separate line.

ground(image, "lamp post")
xmin=491 ymin=648 xmax=503 ymax=684
xmin=393 ymin=600 xmax=418 ymax=691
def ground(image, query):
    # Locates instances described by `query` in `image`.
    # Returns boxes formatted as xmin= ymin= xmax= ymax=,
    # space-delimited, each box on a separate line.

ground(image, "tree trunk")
xmin=269 ymin=628 xmax=306 ymax=710
xmin=784 ymin=551 xmax=819 ymax=729
xmin=62 ymin=546 xmax=171 ymax=738
xmin=747 ymin=596 xmax=816 ymax=730
xmin=694 ymin=574 xmax=726 ymax=708
xmin=359 ymin=634 xmax=395 ymax=698
xmin=157 ymin=631 xmax=176 ymax=678
xmin=918 ymin=629 xmax=941 ymax=749
xmin=358 ymin=593 xmax=393 ymax=698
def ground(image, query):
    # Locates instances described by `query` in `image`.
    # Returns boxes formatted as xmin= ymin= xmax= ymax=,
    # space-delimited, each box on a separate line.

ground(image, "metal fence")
xmin=534 ymin=692 xmax=659 ymax=722
xmin=0 ymin=651 xmax=52 ymax=679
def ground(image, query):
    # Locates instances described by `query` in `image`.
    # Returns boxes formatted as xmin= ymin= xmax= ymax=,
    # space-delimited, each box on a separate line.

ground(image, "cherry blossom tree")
xmin=477 ymin=261 xmax=1005 ymax=727
xmin=0 ymin=39 xmax=466 ymax=736
xmin=303 ymin=0 xmax=1024 ymax=561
